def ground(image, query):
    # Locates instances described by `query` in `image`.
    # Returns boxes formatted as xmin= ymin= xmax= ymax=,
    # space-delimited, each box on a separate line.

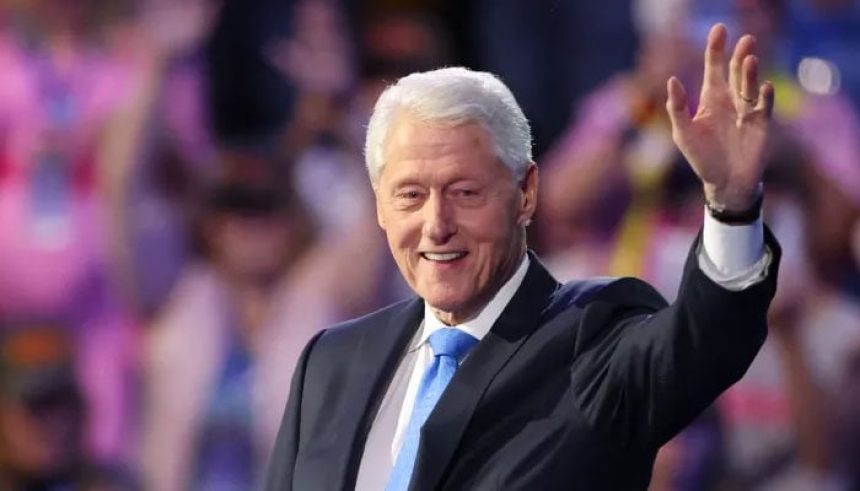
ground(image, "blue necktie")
xmin=386 ymin=328 xmax=478 ymax=491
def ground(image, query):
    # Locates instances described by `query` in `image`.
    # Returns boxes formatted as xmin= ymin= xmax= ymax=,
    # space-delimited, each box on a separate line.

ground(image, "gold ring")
xmin=739 ymin=92 xmax=756 ymax=104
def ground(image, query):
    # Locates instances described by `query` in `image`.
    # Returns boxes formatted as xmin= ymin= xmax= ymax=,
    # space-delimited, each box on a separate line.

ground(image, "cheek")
xmin=393 ymin=216 xmax=422 ymax=245
xmin=464 ymin=204 xmax=520 ymax=245
xmin=385 ymin=216 xmax=423 ymax=260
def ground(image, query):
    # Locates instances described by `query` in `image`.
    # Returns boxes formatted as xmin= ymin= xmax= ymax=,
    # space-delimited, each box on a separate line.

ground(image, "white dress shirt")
xmin=354 ymin=213 xmax=771 ymax=490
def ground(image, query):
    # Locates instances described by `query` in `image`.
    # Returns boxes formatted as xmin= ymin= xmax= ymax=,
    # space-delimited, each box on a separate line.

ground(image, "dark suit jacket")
xmin=265 ymin=231 xmax=780 ymax=490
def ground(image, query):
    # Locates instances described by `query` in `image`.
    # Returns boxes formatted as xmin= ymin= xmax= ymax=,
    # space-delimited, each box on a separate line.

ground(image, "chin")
xmin=423 ymin=293 xmax=464 ymax=312
xmin=422 ymin=288 xmax=479 ymax=319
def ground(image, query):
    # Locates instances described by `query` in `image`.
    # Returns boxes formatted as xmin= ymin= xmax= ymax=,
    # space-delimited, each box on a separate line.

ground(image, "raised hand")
xmin=666 ymin=24 xmax=775 ymax=212
xmin=266 ymin=0 xmax=352 ymax=94
xmin=139 ymin=0 xmax=221 ymax=62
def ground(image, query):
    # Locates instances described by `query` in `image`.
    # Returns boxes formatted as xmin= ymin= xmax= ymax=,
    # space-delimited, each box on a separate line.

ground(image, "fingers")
xmin=740 ymin=54 xmax=760 ymax=109
xmin=703 ymin=24 xmax=728 ymax=89
xmin=730 ymin=34 xmax=757 ymax=103
xmin=755 ymin=81 xmax=775 ymax=118
xmin=666 ymin=76 xmax=693 ymax=139
xmin=723 ymin=27 xmax=769 ymax=118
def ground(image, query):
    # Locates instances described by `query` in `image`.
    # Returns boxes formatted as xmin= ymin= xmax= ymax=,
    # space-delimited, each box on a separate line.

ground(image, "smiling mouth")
xmin=421 ymin=251 xmax=468 ymax=262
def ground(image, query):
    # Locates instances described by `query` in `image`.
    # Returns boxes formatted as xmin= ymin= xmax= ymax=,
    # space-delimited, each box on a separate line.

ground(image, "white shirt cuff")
xmin=697 ymin=209 xmax=771 ymax=291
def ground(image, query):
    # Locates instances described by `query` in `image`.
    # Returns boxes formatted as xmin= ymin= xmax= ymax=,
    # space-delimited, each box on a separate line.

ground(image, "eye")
xmin=397 ymin=190 xmax=421 ymax=200
xmin=395 ymin=190 xmax=424 ymax=201
xmin=449 ymin=186 xmax=485 ymax=205
xmin=391 ymin=188 xmax=426 ymax=210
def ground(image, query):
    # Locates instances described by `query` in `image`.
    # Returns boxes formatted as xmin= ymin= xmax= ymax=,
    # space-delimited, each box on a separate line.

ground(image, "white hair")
xmin=364 ymin=67 xmax=532 ymax=188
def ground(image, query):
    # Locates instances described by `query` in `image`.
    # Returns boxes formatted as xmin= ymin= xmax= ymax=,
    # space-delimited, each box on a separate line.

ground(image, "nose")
xmin=422 ymin=192 xmax=457 ymax=244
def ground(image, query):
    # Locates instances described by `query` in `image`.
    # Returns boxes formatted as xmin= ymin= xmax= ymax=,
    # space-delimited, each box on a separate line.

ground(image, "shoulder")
xmin=309 ymin=297 xmax=419 ymax=354
xmin=585 ymin=277 xmax=668 ymax=310
xmin=545 ymin=276 xmax=667 ymax=320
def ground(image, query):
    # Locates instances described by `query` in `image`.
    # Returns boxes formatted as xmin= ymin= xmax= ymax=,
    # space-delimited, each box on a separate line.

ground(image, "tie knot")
xmin=427 ymin=328 xmax=478 ymax=362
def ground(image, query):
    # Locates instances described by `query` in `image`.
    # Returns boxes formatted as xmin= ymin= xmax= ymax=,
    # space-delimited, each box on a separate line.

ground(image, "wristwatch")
xmin=705 ymin=187 xmax=764 ymax=225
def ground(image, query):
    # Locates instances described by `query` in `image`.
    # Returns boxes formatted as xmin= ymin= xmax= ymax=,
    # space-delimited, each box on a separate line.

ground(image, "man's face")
xmin=375 ymin=113 xmax=537 ymax=324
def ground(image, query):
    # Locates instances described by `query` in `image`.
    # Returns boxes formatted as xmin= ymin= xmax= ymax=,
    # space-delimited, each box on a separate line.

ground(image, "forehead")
xmin=380 ymin=113 xmax=508 ymax=184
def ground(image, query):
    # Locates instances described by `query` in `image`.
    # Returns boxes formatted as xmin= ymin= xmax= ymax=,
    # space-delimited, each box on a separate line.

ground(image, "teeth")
xmin=423 ymin=252 xmax=466 ymax=261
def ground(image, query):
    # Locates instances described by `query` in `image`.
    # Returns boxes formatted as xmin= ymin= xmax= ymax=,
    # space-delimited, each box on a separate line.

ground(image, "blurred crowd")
xmin=0 ymin=0 xmax=857 ymax=490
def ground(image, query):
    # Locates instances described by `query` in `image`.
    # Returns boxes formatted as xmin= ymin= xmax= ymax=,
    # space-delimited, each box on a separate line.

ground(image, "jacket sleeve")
xmin=263 ymin=329 xmax=326 ymax=491
xmin=572 ymin=226 xmax=781 ymax=452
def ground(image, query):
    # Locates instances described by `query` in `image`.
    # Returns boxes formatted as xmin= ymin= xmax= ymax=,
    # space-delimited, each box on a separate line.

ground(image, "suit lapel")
xmin=338 ymin=297 xmax=424 ymax=490
xmin=409 ymin=255 xmax=560 ymax=491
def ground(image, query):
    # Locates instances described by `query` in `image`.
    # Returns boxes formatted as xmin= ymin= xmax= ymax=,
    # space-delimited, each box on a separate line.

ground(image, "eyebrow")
xmin=387 ymin=179 xmax=425 ymax=191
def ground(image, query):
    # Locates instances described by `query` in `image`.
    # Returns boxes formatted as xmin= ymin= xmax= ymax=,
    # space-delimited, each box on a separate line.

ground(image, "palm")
xmin=666 ymin=24 xmax=774 ymax=211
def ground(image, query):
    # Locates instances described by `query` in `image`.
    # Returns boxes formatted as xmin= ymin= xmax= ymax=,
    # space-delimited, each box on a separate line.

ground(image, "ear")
xmin=517 ymin=162 xmax=539 ymax=226
xmin=375 ymin=188 xmax=387 ymax=230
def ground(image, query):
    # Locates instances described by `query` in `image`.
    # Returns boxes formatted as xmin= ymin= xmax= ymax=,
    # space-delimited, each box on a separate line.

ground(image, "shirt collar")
xmin=413 ymin=255 xmax=531 ymax=351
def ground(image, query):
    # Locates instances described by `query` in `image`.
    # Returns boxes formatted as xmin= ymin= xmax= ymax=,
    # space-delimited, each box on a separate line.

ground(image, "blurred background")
xmin=0 ymin=0 xmax=857 ymax=489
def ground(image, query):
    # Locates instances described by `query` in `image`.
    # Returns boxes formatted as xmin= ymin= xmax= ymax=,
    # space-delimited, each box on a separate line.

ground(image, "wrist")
xmin=705 ymin=183 xmax=764 ymax=225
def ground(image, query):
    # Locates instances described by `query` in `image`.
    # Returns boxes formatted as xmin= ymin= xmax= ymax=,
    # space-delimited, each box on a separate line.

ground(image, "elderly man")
xmin=265 ymin=24 xmax=779 ymax=490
